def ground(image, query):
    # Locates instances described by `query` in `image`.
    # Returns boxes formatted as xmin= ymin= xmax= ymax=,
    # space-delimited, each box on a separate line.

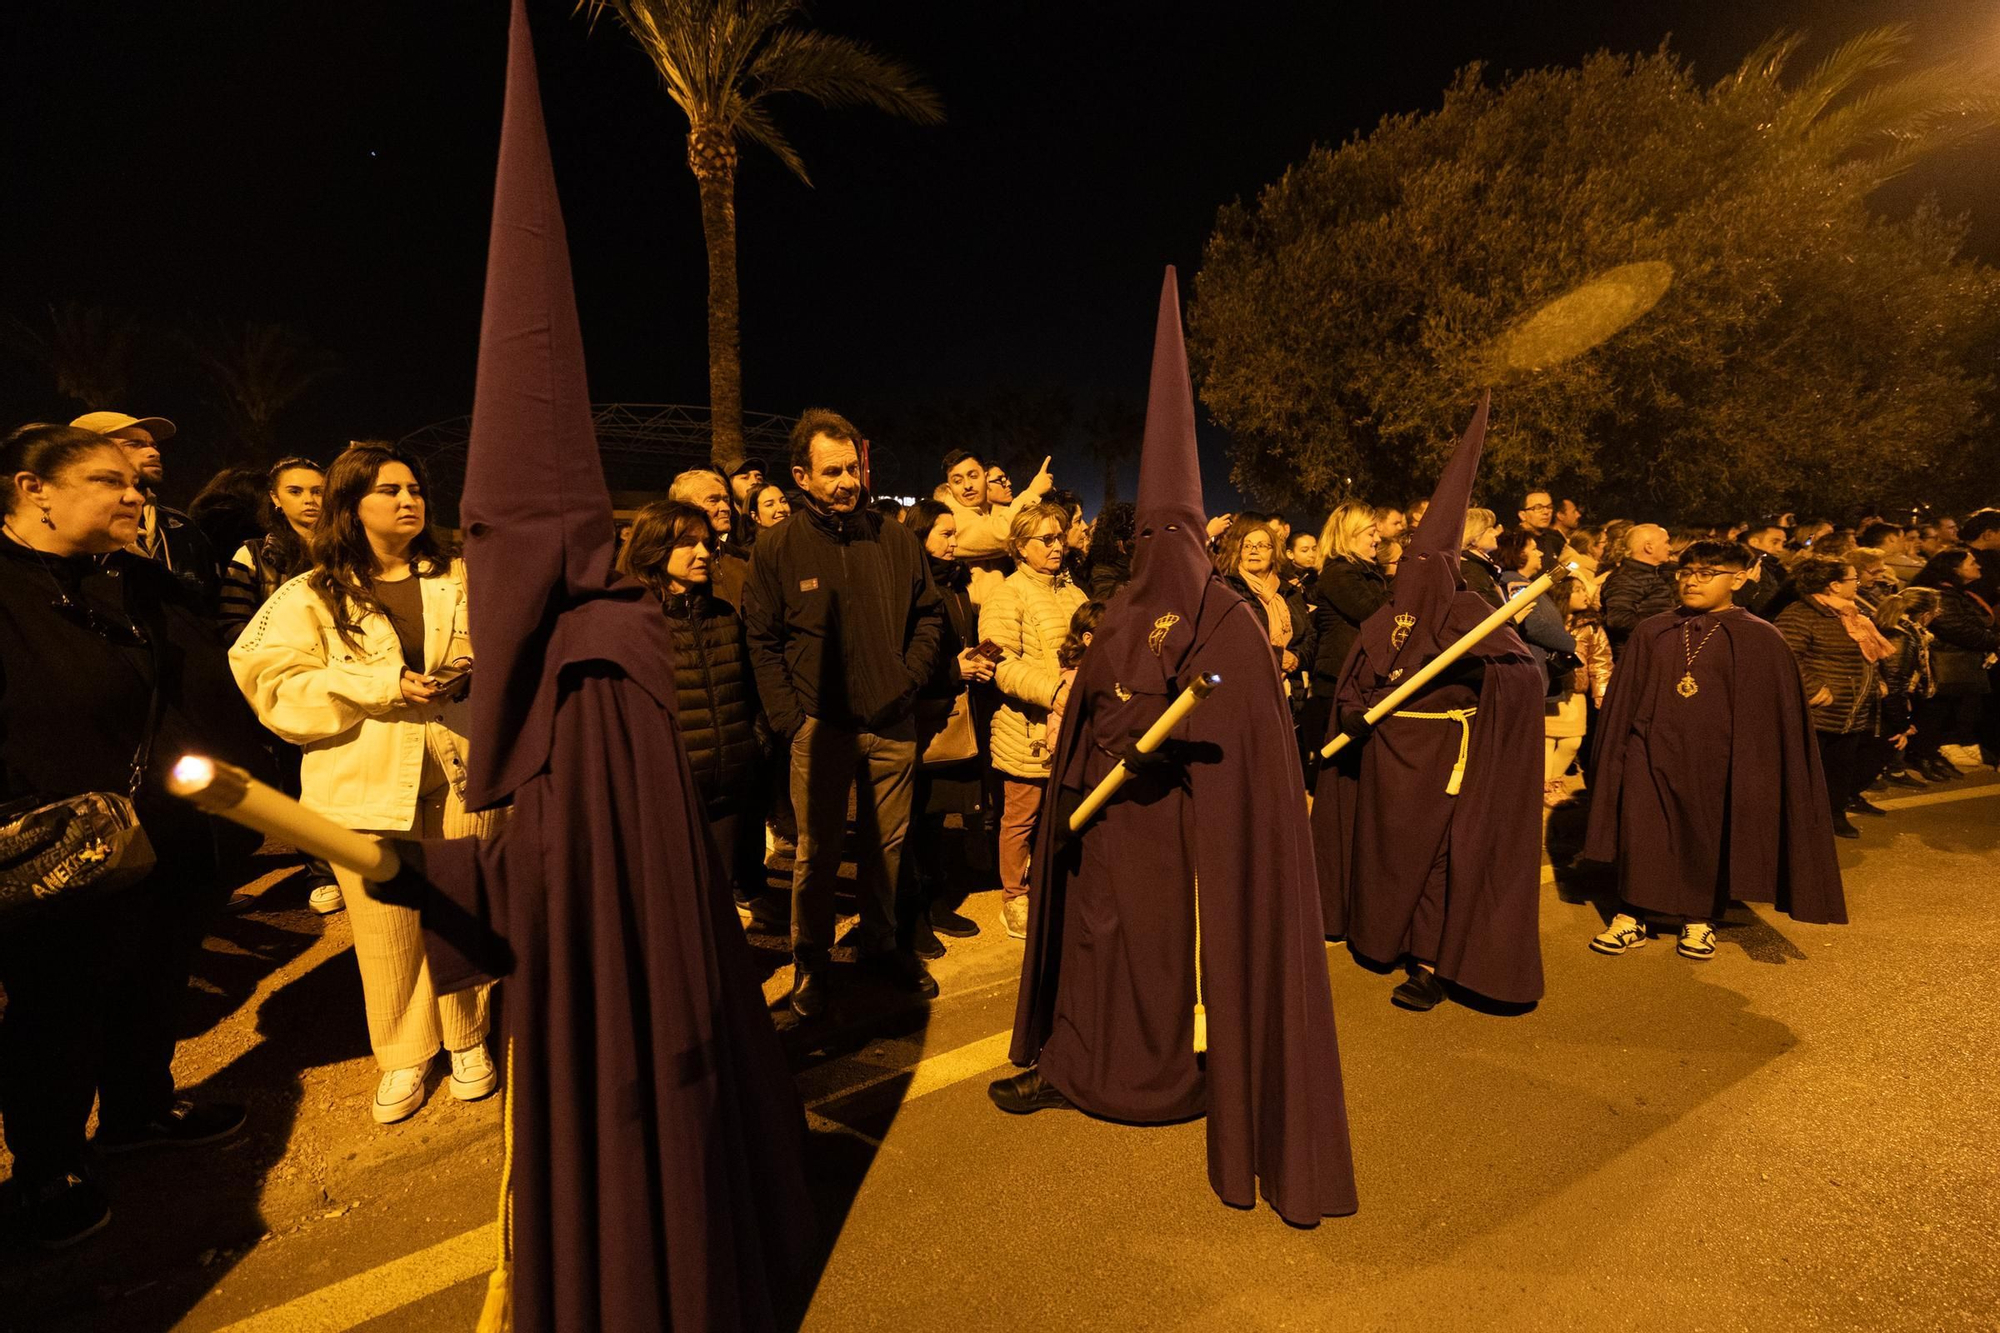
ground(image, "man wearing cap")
xmin=727 ymin=457 xmax=765 ymax=528
xmin=70 ymin=411 xmax=218 ymax=611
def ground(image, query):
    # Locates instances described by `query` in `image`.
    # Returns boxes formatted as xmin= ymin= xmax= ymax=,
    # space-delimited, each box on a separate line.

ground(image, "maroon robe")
xmin=1010 ymin=270 xmax=1357 ymax=1225
xmin=1580 ymin=607 xmax=1846 ymax=924
xmin=1309 ymin=396 xmax=1546 ymax=1005
xmin=399 ymin=5 xmax=814 ymax=1327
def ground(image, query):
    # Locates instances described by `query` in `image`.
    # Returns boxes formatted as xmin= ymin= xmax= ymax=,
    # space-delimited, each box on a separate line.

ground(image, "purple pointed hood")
xmin=1089 ymin=268 xmax=1224 ymax=695
xmin=1370 ymin=392 xmax=1491 ymax=672
xmin=459 ymin=0 xmax=676 ymax=809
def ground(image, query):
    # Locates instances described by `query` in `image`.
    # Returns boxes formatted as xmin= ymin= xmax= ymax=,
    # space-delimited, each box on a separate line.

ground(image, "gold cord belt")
xmin=1389 ymin=707 xmax=1478 ymax=796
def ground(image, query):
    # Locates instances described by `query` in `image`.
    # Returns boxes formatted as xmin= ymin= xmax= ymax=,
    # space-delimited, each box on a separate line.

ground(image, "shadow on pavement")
xmin=0 ymin=896 xmax=345 ymax=1333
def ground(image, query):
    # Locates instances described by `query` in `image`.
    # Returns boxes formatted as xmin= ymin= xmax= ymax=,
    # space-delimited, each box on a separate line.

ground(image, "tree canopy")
xmin=1189 ymin=27 xmax=2000 ymax=520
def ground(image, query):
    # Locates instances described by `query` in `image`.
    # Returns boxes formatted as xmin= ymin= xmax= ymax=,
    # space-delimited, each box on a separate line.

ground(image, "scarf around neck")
xmin=1813 ymin=591 xmax=1895 ymax=663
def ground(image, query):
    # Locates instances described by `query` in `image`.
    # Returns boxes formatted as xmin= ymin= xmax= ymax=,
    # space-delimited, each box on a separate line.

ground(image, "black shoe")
xmin=1923 ymin=756 xmax=1962 ymax=780
xmin=788 ymin=964 xmax=831 ymax=1022
xmin=26 ymin=1173 xmax=111 ymax=1250
xmin=862 ymin=949 xmax=940 ymax=999
xmin=741 ymin=895 xmax=790 ymax=935
xmin=910 ymin=914 xmax=947 ymax=961
xmin=1883 ymin=770 xmax=1926 ymax=789
xmin=930 ymin=906 xmax=980 ymax=939
xmin=1849 ymin=795 xmax=1889 ymax=817
xmin=1833 ymin=818 xmax=1862 ymax=840
xmin=95 ymin=1100 xmax=245 ymax=1154
xmin=1390 ymin=967 xmax=1447 ymax=1012
xmin=987 ymin=1067 xmax=1073 ymax=1115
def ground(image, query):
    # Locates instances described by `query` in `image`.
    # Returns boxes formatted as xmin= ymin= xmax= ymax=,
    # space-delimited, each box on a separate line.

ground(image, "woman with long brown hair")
xmin=230 ymin=443 xmax=499 ymax=1126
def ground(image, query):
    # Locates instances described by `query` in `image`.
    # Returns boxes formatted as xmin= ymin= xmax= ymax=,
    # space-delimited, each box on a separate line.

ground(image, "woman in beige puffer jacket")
xmin=979 ymin=502 xmax=1086 ymax=937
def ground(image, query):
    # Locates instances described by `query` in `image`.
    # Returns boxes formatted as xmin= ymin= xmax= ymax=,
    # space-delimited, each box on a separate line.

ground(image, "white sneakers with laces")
xmin=1590 ymin=913 xmax=1647 ymax=956
xmin=309 ymin=883 xmax=344 ymax=915
xmin=449 ymin=1043 xmax=499 ymax=1102
xmin=373 ymin=1061 xmax=430 ymax=1125
xmin=1677 ymin=921 xmax=1717 ymax=960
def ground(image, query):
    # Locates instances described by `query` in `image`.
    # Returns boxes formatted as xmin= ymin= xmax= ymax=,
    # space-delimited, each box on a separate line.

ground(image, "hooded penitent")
xmin=398 ymin=3 xmax=814 ymax=1328
xmin=1309 ymin=396 xmax=1548 ymax=1005
xmin=1009 ymin=268 xmax=1357 ymax=1225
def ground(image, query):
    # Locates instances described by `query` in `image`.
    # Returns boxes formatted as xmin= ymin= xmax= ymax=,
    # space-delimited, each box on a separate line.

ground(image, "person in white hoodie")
xmin=230 ymin=443 xmax=499 ymax=1126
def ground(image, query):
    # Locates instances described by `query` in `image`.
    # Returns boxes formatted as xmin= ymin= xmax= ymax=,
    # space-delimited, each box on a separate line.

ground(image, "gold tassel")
xmin=1191 ymin=869 xmax=1207 ymax=1054
xmin=476 ymin=1039 xmax=516 ymax=1333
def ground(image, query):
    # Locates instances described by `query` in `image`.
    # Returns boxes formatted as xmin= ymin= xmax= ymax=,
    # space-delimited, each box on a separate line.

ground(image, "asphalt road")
xmin=2 ymin=771 xmax=1995 ymax=1332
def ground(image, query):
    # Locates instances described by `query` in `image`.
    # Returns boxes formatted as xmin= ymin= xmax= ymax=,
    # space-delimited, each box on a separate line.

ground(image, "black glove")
xmin=365 ymin=839 xmax=432 ymax=909
xmin=1337 ymin=710 xmax=1376 ymax=747
xmin=1055 ymin=786 xmax=1086 ymax=847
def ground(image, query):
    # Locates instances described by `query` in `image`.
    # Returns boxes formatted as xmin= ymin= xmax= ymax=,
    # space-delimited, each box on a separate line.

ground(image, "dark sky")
xmin=4 ymin=0 xmax=1994 ymax=507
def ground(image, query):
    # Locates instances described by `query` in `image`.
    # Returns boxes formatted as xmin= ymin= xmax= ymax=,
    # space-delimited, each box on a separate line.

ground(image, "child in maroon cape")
xmin=1583 ymin=540 xmax=1846 ymax=959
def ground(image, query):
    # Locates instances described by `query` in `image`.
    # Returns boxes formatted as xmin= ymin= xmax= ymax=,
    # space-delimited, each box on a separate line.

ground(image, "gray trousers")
xmin=788 ymin=716 xmax=917 ymax=964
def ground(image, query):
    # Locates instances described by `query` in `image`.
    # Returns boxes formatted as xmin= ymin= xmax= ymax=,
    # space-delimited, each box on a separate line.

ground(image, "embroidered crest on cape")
xmin=1148 ymin=613 xmax=1181 ymax=656
xmin=1391 ymin=613 xmax=1416 ymax=650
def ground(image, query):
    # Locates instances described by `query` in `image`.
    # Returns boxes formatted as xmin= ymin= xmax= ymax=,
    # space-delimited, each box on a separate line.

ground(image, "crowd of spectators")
xmin=2 ymin=399 xmax=1995 ymax=1249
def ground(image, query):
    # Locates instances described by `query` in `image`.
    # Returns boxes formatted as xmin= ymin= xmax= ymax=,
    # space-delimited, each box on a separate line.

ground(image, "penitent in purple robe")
xmin=398 ymin=5 xmax=814 ymax=1328
xmin=1580 ymin=607 xmax=1846 ymax=924
xmin=1310 ymin=396 xmax=1548 ymax=1006
xmin=1009 ymin=270 xmax=1357 ymax=1225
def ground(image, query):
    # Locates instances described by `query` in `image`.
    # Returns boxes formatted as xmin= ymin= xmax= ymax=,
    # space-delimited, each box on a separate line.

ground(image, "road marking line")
xmin=210 ymin=1219 xmax=497 ymax=1333
xmin=1873 ymin=784 xmax=2000 ymax=812
xmin=806 ymin=1029 xmax=1016 ymax=1111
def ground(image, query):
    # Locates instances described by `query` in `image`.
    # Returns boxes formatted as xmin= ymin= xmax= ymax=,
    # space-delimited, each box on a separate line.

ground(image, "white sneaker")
xmin=1002 ymin=895 xmax=1029 ymax=940
xmin=1677 ymin=921 xmax=1717 ymax=960
xmin=309 ymin=883 xmax=344 ymax=915
xmin=1590 ymin=913 xmax=1647 ymax=956
xmin=448 ymin=1044 xmax=498 ymax=1102
xmin=372 ymin=1062 xmax=430 ymax=1125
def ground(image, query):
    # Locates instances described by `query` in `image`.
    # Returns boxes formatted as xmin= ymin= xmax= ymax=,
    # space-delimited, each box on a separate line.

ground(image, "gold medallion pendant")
xmin=1676 ymin=672 xmax=1699 ymax=699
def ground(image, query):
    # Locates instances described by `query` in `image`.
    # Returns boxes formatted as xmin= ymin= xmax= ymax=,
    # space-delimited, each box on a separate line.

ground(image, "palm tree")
xmin=581 ymin=0 xmax=942 ymax=471
xmin=180 ymin=320 xmax=340 ymax=462
xmin=2 ymin=301 xmax=141 ymax=411
xmin=1730 ymin=24 xmax=2000 ymax=185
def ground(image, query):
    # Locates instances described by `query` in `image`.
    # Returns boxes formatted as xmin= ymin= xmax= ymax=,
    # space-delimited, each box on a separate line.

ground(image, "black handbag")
xmin=1932 ymin=646 xmax=1993 ymax=698
xmin=0 ymin=671 xmax=161 ymax=926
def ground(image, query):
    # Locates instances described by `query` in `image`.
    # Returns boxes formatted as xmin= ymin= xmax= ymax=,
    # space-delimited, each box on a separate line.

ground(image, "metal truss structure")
xmin=399 ymin=403 xmax=796 ymax=520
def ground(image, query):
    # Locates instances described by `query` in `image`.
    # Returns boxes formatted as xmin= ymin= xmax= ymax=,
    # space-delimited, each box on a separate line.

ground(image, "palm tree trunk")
xmin=689 ymin=124 xmax=745 ymax=473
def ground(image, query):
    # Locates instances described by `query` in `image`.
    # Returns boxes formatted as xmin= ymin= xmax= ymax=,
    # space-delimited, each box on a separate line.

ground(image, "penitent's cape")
xmin=1310 ymin=396 xmax=1548 ymax=1005
xmin=403 ymin=4 xmax=814 ymax=1328
xmin=1580 ymin=608 xmax=1846 ymax=923
xmin=1009 ymin=269 xmax=1356 ymax=1226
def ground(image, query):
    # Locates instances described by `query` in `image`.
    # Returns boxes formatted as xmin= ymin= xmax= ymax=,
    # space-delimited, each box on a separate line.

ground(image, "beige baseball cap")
xmin=70 ymin=411 xmax=177 ymax=442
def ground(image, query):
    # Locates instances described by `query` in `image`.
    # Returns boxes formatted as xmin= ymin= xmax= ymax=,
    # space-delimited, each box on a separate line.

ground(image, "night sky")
xmin=4 ymin=0 xmax=1993 ymax=509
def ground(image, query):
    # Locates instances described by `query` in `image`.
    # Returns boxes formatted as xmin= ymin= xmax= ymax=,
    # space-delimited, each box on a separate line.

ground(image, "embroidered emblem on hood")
xmin=1148 ymin=613 xmax=1181 ymax=656
xmin=1391 ymin=613 xmax=1416 ymax=650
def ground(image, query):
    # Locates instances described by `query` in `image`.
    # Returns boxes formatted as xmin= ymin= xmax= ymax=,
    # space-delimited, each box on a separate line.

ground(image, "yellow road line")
xmin=1873 ymin=783 xmax=2000 ymax=812
xmin=209 ymin=1220 xmax=496 ymax=1333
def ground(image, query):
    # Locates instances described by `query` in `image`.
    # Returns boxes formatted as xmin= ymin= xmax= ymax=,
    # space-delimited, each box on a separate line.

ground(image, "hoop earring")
xmin=39 ymin=508 xmax=55 ymax=530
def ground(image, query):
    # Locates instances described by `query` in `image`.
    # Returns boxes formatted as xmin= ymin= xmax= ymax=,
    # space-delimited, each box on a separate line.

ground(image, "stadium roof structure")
xmin=399 ymin=403 xmax=796 ymax=521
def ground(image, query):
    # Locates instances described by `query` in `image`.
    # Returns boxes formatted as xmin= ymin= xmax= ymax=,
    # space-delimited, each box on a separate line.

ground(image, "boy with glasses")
xmin=1581 ymin=541 xmax=1846 ymax=960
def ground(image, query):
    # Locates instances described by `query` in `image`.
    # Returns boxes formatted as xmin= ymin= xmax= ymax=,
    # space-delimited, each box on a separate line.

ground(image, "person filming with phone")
xmin=229 ymin=442 xmax=501 ymax=1128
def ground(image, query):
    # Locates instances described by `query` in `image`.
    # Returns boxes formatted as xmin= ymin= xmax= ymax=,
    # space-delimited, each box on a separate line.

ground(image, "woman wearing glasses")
xmin=230 ymin=443 xmax=499 ymax=1127
xmin=0 ymin=423 xmax=266 ymax=1248
xmin=979 ymin=501 xmax=1086 ymax=939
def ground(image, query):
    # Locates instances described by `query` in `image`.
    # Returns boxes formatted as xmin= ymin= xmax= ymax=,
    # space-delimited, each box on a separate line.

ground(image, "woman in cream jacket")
xmin=230 ymin=444 xmax=498 ymax=1126
xmin=979 ymin=501 xmax=1086 ymax=939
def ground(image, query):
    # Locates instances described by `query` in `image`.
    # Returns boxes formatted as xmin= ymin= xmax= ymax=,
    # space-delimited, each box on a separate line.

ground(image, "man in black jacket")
xmin=1601 ymin=523 xmax=1677 ymax=657
xmin=1740 ymin=523 xmax=1792 ymax=617
xmin=744 ymin=408 xmax=946 ymax=1018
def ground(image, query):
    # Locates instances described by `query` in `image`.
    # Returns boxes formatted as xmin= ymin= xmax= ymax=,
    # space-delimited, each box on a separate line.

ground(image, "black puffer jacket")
xmin=661 ymin=588 xmax=762 ymax=812
xmin=1601 ymin=558 xmax=1677 ymax=655
xmin=1311 ymin=557 xmax=1389 ymax=693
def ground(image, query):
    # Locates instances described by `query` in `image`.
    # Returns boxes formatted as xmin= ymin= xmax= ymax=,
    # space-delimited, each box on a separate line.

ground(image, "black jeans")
xmin=1815 ymin=730 xmax=1864 ymax=821
xmin=0 ymin=863 xmax=226 ymax=1184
